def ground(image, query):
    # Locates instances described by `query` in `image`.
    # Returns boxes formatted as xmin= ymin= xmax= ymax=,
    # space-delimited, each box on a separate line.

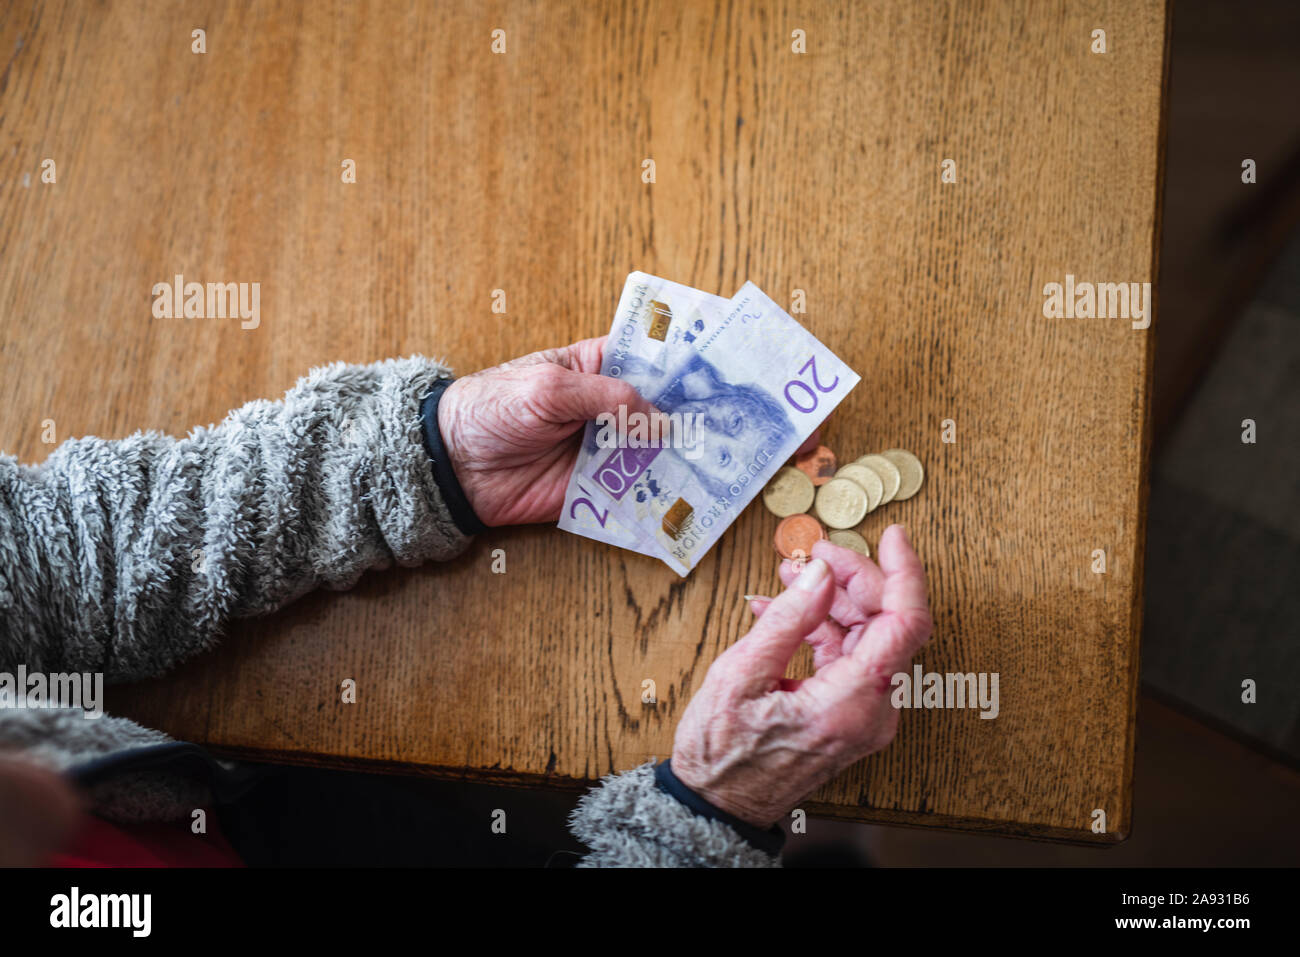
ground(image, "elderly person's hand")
xmin=437 ymin=336 xmax=825 ymax=528
xmin=670 ymin=526 xmax=933 ymax=828
xmin=436 ymin=336 xmax=663 ymax=527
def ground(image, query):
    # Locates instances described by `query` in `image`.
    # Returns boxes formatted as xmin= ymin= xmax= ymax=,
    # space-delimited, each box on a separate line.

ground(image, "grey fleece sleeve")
xmin=568 ymin=762 xmax=780 ymax=867
xmin=0 ymin=355 xmax=470 ymax=683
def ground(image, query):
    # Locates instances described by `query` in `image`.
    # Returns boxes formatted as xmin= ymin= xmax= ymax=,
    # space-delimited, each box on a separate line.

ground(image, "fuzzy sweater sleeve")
xmin=568 ymin=762 xmax=781 ymax=867
xmin=0 ymin=356 xmax=471 ymax=682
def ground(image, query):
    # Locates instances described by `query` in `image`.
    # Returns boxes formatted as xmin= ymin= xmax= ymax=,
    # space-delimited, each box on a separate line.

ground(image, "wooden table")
xmin=0 ymin=0 xmax=1168 ymax=843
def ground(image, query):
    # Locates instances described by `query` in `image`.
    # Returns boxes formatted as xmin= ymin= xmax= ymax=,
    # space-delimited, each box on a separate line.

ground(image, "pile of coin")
xmin=763 ymin=447 xmax=924 ymax=560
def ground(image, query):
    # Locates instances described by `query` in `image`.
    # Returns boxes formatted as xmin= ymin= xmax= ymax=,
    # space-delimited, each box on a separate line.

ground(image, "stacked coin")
xmin=762 ymin=446 xmax=925 ymax=559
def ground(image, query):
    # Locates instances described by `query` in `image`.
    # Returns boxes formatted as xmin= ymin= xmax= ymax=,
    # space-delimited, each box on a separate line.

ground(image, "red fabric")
xmin=49 ymin=812 xmax=244 ymax=868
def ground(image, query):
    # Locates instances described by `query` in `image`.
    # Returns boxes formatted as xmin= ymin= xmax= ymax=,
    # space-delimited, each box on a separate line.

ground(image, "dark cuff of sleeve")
xmin=654 ymin=759 xmax=786 ymax=857
xmin=420 ymin=379 xmax=488 ymax=537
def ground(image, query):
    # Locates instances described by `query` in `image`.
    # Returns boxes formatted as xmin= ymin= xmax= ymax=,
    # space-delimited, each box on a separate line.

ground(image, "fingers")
xmin=553 ymin=336 xmax=608 ymax=375
xmin=810 ymin=540 xmax=887 ymax=618
xmin=767 ymin=538 xmax=889 ymax=670
xmin=503 ymin=338 xmax=662 ymax=431
xmin=496 ymin=336 xmax=608 ymax=375
xmin=543 ymin=367 xmax=660 ymax=427
xmin=722 ymin=558 xmax=835 ymax=686
xmin=848 ymin=525 xmax=932 ymax=675
xmin=544 ymin=339 xmax=678 ymax=435
xmin=783 ymin=528 xmax=930 ymax=706
xmin=747 ymin=593 xmax=846 ymax=669
xmin=780 ymin=553 xmax=876 ymax=629
xmin=875 ymin=525 xmax=930 ymax=618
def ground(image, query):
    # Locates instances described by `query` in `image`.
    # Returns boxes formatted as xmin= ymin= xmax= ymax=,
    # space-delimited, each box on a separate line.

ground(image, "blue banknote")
xmin=558 ymin=273 xmax=727 ymax=573
xmin=559 ymin=273 xmax=860 ymax=576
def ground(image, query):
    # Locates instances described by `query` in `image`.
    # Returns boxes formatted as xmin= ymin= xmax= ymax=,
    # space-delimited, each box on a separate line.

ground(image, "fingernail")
xmin=793 ymin=558 xmax=829 ymax=591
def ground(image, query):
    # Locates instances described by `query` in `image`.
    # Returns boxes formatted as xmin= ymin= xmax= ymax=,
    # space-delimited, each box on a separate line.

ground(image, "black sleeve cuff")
xmin=419 ymin=380 xmax=488 ymax=537
xmin=654 ymin=759 xmax=786 ymax=857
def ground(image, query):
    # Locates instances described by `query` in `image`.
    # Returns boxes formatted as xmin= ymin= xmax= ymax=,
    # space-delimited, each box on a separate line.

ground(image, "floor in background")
xmin=790 ymin=695 xmax=1300 ymax=867
xmin=1141 ymin=228 xmax=1300 ymax=761
xmin=219 ymin=690 xmax=1299 ymax=866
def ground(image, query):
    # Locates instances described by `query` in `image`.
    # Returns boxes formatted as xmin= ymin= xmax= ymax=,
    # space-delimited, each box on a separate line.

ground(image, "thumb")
xmin=546 ymin=368 xmax=661 ymax=429
xmin=723 ymin=559 xmax=835 ymax=687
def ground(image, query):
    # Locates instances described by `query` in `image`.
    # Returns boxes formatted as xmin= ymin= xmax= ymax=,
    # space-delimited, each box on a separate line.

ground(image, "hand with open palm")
xmin=670 ymin=527 xmax=934 ymax=828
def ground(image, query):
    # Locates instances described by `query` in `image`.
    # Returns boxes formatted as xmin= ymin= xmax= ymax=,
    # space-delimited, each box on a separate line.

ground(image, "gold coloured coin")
xmin=762 ymin=466 xmax=815 ymax=517
xmin=828 ymin=529 xmax=870 ymax=557
xmin=814 ymin=477 xmax=869 ymax=529
xmin=856 ymin=454 xmax=901 ymax=504
xmin=835 ymin=463 xmax=884 ymax=512
xmin=881 ymin=449 xmax=924 ymax=500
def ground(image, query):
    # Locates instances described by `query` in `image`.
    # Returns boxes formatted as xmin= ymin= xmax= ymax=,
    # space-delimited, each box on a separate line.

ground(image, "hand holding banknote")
xmin=669 ymin=527 xmax=933 ymax=828
xmin=558 ymin=273 xmax=860 ymax=575
xmin=440 ymin=331 xmax=825 ymax=530
xmin=437 ymin=336 xmax=661 ymax=527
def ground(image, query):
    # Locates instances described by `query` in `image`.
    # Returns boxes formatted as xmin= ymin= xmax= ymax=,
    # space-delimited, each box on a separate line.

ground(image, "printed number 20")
xmin=784 ymin=356 xmax=839 ymax=413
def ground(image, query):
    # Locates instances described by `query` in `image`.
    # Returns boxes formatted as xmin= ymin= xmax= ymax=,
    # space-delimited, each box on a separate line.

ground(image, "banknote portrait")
xmin=650 ymin=352 xmax=794 ymax=500
xmin=587 ymin=351 xmax=794 ymax=501
xmin=561 ymin=274 xmax=859 ymax=575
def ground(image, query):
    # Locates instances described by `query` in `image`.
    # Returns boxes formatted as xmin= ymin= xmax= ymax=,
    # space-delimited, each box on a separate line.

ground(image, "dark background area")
xmin=221 ymin=0 xmax=1300 ymax=866
xmin=811 ymin=0 xmax=1300 ymax=865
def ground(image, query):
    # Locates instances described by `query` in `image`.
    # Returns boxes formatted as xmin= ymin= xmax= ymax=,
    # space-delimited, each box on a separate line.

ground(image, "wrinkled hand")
xmin=437 ymin=336 xmax=660 ymax=527
xmin=437 ymin=337 xmax=825 ymax=528
xmin=670 ymin=526 xmax=933 ymax=828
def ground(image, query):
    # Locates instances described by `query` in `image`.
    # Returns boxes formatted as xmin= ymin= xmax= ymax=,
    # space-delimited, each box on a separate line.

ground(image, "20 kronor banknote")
xmin=558 ymin=272 xmax=861 ymax=576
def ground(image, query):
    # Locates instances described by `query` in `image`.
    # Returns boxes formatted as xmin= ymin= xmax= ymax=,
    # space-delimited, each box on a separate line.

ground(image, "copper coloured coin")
xmin=795 ymin=445 xmax=838 ymax=486
xmin=773 ymin=513 xmax=826 ymax=560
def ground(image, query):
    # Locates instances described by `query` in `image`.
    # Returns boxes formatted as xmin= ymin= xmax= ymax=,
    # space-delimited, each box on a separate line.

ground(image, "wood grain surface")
xmin=0 ymin=0 xmax=1168 ymax=842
